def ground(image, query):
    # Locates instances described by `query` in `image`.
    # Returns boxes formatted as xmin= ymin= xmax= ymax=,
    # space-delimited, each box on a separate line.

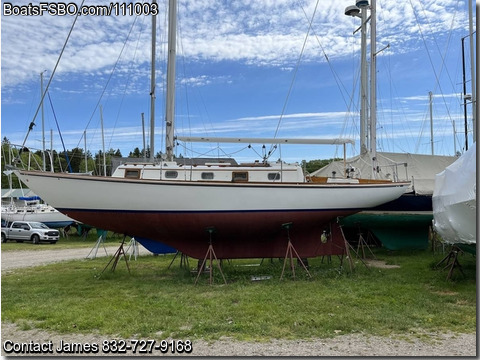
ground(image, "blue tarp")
xmin=19 ymin=196 xmax=42 ymax=201
xmin=135 ymin=237 xmax=176 ymax=255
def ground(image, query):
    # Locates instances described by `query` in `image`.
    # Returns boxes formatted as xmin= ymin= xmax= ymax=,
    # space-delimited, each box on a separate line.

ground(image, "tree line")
xmin=1 ymin=137 xmax=159 ymax=189
xmin=1 ymin=136 xmax=337 ymax=189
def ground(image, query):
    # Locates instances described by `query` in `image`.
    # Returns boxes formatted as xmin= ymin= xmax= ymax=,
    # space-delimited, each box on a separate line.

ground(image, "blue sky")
xmin=1 ymin=0 xmax=476 ymax=163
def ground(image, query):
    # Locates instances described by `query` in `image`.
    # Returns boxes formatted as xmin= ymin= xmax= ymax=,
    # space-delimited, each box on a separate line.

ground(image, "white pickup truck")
xmin=1 ymin=221 xmax=60 ymax=244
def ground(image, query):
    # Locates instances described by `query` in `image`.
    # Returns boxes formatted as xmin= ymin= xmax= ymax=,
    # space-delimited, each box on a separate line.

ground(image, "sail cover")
xmin=432 ymin=144 xmax=476 ymax=245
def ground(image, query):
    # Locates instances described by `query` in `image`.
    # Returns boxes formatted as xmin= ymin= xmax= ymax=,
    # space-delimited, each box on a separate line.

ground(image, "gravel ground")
xmin=1 ymin=246 xmax=477 ymax=357
xmin=1 ymin=244 xmax=151 ymax=272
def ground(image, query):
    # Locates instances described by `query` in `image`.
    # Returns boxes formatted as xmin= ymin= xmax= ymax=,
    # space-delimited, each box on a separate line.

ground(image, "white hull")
xmin=1 ymin=205 xmax=75 ymax=228
xmin=14 ymin=169 xmax=409 ymax=259
xmin=16 ymin=170 xmax=408 ymax=213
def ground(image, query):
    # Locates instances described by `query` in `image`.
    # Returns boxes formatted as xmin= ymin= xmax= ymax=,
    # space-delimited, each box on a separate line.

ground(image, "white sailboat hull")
xmin=15 ymin=169 xmax=409 ymax=259
xmin=1 ymin=204 xmax=75 ymax=228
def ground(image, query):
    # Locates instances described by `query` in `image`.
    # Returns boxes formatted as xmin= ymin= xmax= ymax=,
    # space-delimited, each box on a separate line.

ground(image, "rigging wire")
xmin=407 ymin=0 xmax=457 ymax=154
xmin=106 ymin=14 xmax=148 ymax=153
xmin=73 ymin=14 xmax=142 ymax=153
xmin=176 ymin=2 xmax=199 ymax=160
xmin=266 ymin=0 xmax=321 ymax=160
xmin=47 ymin=93 xmax=73 ymax=173
xmin=176 ymin=141 xmax=251 ymax=159
xmin=299 ymin=4 xmax=360 ymax=160
xmin=18 ymin=0 xmax=86 ymax=157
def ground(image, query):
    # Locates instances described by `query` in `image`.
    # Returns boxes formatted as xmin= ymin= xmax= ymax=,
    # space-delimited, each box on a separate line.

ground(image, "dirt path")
xmin=1 ymin=322 xmax=475 ymax=357
xmin=1 ymin=247 xmax=476 ymax=356
xmin=1 ymin=244 xmax=151 ymax=272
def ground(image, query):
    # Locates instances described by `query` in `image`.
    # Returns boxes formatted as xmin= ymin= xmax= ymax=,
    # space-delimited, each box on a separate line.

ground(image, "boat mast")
xmin=345 ymin=1 xmax=369 ymax=156
xmin=149 ymin=0 xmax=157 ymax=162
xmin=468 ymin=0 xmax=476 ymax=142
xmin=84 ymin=130 xmax=87 ymax=173
xmin=359 ymin=1 xmax=369 ymax=155
xmin=40 ymin=71 xmax=46 ymax=171
xmin=461 ymin=35 xmax=469 ymax=151
xmin=165 ymin=0 xmax=177 ymax=161
xmin=429 ymin=91 xmax=434 ymax=155
xmin=369 ymin=0 xmax=377 ymax=177
xmin=100 ymin=105 xmax=107 ymax=176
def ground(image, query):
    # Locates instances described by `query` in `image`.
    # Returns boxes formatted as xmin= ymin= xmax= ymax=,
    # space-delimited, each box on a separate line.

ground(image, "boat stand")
xmin=125 ymin=237 xmax=139 ymax=261
xmin=280 ymin=222 xmax=311 ymax=280
xmin=194 ymin=227 xmax=227 ymax=285
xmin=436 ymin=246 xmax=465 ymax=280
xmin=168 ymin=251 xmax=190 ymax=269
xmin=99 ymin=236 xmax=131 ymax=276
xmin=86 ymin=233 xmax=108 ymax=259
xmin=338 ymin=223 xmax=367 ymax=272
xmin=355 ymin=227 xmax=377 ymax=260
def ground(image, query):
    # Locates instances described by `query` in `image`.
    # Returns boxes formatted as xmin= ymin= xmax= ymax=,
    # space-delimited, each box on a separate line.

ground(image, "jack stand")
xmin=194 ymin=227 xmax=227 ymax=285
xmin=99 ymin=236 xmax=130 ymax=276
xmin=125 ymin=237 xmax=139 ymax=261
xmin=168 ymin=251 xmax=190 ymax=269
xmin=86 ymin=233 xmax=108 ymax=259
xmin=280 ymin=222 xmax=311 ymax=280
xmin=338 ymin=224 xmax=366 ymax=272
xmin=436 ymin=246 xmax=465 ymax=280
xmin=356 ymin=227 xmax=376 ymax=260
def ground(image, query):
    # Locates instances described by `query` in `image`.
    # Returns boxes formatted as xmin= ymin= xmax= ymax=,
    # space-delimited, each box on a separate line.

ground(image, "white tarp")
xmin=432 ymin=144 xmax=476 ymax=245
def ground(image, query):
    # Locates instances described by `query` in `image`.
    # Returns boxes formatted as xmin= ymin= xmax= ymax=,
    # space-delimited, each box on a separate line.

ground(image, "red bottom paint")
xmin=63 ymin=209 xmax=353 ymax=259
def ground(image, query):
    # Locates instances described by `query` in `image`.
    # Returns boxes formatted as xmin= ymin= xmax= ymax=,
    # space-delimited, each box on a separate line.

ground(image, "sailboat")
xmin=314 ymin=0 xmax=458 ymax=250
xmin=11 ymin=0 xmax=409 ymax=260
xmin=1 ymin=171 xmax=74 ymax=229
xmin=1 ymin=196 xmax=74 ymax=229
xmin=432 ymin=143 xmax=476 ymax=254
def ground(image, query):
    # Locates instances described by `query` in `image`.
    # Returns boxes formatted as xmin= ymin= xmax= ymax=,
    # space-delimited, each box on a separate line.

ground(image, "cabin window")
xmin=232 ymin=172 xmax=248 ymax=182
xmin=125 ymin=169 xmax=140 ymax=179
xmin=165 ymin=171 xmax=178 ymax=179
xmin=268 ymin=173 xmax=281 ymax=181
xmin=201 ymin=172 xmax=214 ymax=180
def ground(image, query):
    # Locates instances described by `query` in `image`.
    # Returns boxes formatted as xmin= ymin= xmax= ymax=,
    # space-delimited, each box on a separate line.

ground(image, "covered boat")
xmin=432 ymin=144 xmax=476 ymax=254
xmin=314 ymin=152 xmax=456 ymax=250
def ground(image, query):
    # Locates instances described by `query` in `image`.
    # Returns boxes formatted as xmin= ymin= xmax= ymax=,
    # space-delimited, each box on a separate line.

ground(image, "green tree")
xmin=301 ymin=158 xmax=342 ymax=174
xmin=129 ymin=147 xmax=142 ymax=158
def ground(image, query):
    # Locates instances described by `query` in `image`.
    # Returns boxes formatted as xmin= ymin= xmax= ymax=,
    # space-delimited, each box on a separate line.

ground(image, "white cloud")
xmin=1 ymin=0 xmax=473 ymax=158
xmin=2 ymin=0 xmax=470 ymax=90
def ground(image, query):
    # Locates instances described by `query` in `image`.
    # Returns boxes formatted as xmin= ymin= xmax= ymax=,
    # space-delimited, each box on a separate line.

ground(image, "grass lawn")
xmin=1 ymin=246 xmax=476 ymax=341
